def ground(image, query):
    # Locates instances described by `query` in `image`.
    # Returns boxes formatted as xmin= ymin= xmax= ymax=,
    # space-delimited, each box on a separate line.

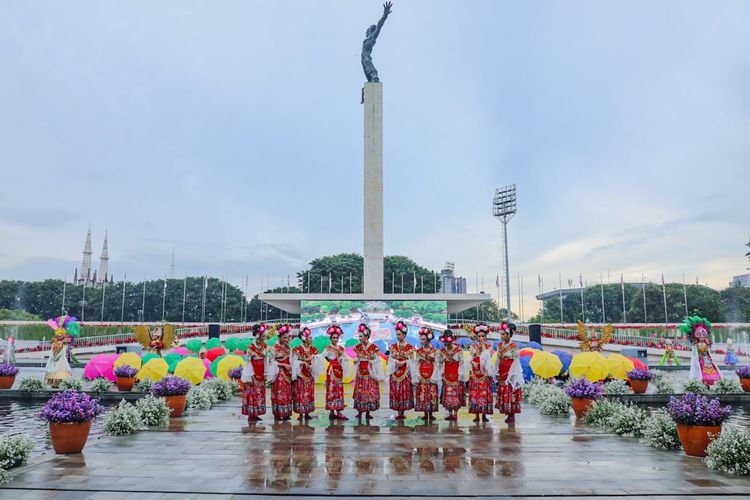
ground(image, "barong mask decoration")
xmin=134 ymin=324 xmax=175 ymax=355
xmin=577 ymin=321 xmax=613 ymax=352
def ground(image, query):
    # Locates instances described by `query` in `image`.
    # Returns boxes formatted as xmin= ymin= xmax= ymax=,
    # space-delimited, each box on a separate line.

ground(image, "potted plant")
xmin=151 ymin=376 xmax=191 ymax=417
xmin=736 ymin=366 xmax=750 ymax=393
xmin=0 ymin=363 xmax=19 ymax=389
xmin=114 ymin=365 xmax=138 ymax=392
xmin=564 ymin=378 xmax=603 ymax=418
xmin=667 ymin=392 xmax=732 ymax=457
xmin=626 ymin=368 xmax=653 ymax=394
xmin=36 ymin=390 xmax=104 ymax=454
xmin=227 ymin=367 xmax=243 ymax=393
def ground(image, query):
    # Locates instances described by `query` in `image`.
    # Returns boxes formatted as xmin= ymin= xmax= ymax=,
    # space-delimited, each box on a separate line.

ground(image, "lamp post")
xmin=493 ymin=184 xmax=517 ymax=320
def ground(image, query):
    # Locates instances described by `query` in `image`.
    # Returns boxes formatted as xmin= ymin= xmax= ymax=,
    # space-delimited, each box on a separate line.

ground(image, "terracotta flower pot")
xmin=0 ymin=375 xmax=16 ymax=389
xmin=116 ymin=377 xmax=135 ymax=392
xmin=49 ymin=420 xmax=92 ymax=454
xmin=629 ymin=379 xmax=649 ymax=394
xmin=740 ymin=378 xmax=750 ymax=393
xmin=164 ymin=394 xmax=187 ymax=417
xmin=570 ymin=397 xmax=595 ymax=418
xmin=676 ymin=423 xmax=722 ymax=457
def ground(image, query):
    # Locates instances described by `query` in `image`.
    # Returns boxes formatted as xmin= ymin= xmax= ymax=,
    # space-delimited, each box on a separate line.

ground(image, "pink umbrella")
xmin=170 ymin=347 xmax=190 ymax=356
xmin=202 ymin=358 xmax=214 ymax=378
xmin=84 ymin=353 xmax=118 ymax=381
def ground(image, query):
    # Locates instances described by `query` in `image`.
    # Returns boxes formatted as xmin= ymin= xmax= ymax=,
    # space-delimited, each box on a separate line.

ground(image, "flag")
xmin=579 ymin=274 xmax=583 ymax=288
xmin=328 ymin=272 xmax=332 ymax=292
xmin=413 ymin=271 xmax=417 ymax=290
xmin=537 ymin=273 xmax=541 ymax=292
xmin=496 ymin=274 xmax=500 ymax=288
xmin=287 ymin=275 xmax=290 ymax=287
xmin=203 ymin=275 xmax=208 ymax=290
xmin=163 ymin=275 xmax=167 ymax=289
xmin=661 ymin=273 xmax=665 ymax=286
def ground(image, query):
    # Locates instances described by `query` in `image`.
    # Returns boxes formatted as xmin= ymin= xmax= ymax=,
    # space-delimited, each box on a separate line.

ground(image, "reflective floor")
xmin=3 ymin=386 xmax=750 ymax=498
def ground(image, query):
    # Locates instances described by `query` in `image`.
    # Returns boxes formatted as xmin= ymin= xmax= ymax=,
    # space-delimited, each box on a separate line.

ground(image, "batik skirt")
xmin=242 ymin=379 xmax=266 ymax=417
xmin=292 ymin=377 xmax=315 ymax=415
xmin=353 ymin=376 xmax=380 ymax=412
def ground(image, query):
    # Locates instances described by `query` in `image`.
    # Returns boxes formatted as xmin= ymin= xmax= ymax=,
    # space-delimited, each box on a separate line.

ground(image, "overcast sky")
xmin=1 ymin=1 xmax=749 ymax=319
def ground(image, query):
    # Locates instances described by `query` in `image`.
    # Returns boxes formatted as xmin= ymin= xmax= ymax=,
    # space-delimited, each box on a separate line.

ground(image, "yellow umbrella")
xmin=174 ymin=357 xmax=207 ymax=385
xmin=569 ymin=352 xmax=608 ymax=382
xmin=114 ymin=352 xmax=142 ymax=371
xmin=138 ymin=358 xmax=169 ymax=382
xmin=606 ymin=353 xmax=635 ymax=380
xmin=216 ymin=354 xmax=246 ymax=381
xmin=530 ymin=351 xmax=563 ymax=379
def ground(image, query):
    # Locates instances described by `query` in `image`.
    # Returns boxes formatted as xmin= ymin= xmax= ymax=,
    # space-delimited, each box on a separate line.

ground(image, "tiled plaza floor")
xmin=3 ymin=387 xmax=750 ymax=499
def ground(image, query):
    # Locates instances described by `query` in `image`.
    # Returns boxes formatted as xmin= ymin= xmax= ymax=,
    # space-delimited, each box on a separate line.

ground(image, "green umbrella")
xmin=206 ymin=338 xmax=222 ymax=350
xmin=185 ymin=339 xmax=202 ymax=353
xmin=224 ymin=337 xmax=240 ymax=352
xmin=164 ymin=352 xmax=183 ymax=373
xmin=141 ymin=353 xmax=160 ymax=365
xmin=210 ymin=354 xmax=228 ymax=376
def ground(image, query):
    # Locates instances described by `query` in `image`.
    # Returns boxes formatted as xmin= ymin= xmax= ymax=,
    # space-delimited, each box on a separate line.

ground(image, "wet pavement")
xmin=3 ymin=386 xmax=750 ymax=498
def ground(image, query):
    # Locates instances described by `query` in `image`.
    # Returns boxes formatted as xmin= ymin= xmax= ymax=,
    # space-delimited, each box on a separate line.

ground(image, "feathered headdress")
xmin=46 ymin=315 xmax=80 ymax=338
xmin=679 ymin=316 xmax=712 ymax=344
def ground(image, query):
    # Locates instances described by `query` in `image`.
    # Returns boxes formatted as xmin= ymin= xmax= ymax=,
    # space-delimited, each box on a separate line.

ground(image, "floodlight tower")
xmin=493 ymin=185 xmax=517 ymax=320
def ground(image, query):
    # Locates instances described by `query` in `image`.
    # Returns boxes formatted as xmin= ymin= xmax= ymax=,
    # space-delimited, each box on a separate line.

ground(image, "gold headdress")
xmin=577 ymin=321 xmax=613 ymax=352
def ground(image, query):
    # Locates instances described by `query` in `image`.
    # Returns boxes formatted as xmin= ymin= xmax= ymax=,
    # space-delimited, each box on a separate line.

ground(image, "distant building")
xmin=74 ymin=227 xmax=112 ymax=287
xmin=438 ymin=261 xmax=467 ymax=294
xmin=730 ymin=273 xmax=750 ymax=288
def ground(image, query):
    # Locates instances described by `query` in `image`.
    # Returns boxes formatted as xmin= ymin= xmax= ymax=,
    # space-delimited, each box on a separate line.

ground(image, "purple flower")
xmin=667 ymin=393 xmax=732 ymax=426
xmin=114 ymin=365 xmax=139 ymax=378
xmin=0 ymin=363 xmax=20 ymax=377
xmin=36 ymin=390 xmax=104 ymax=423
xmin=626 ymin=368 xmax=653 ymax=381
xmin=227 ymin=367 xmax=243 ymax=380
xmin=565 ymin=378 xmax=603 ymax=399
xmin=736 ymin=366 xmax=750 ymax=379
xmin=151 ymin=376 xmax=191 ymax=396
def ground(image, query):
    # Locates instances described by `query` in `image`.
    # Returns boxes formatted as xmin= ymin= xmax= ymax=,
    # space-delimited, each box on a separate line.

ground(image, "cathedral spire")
xmin=99 ymin=230 xmax=110 ymax=284
xmin=80 ymin=224 xmax=93 ymax=286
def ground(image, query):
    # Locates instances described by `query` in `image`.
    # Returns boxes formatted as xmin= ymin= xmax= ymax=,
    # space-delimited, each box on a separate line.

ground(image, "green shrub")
xmin=133 ymin=379 xmax=153 ymax=393
xmin=711 ymin=378 xmax=743 ymax=394
xmin=102 ymin=400 xmax=143 ymax=436
xmin=135 ymin=395 xmax=170 ymax=426
xmin=705 ymin=426 xmax=750 ymax=475
xmin=0 ymin=469 xmax=13 ymax=486
xmin=640 ymin=409 xmax=680 ymax=450
xmin=17 ymin=376 xmax=49 ymax=392
xmin=681 ymin=379 xmax=707 ymax=394
xmin=200 ymin=379 xmax=233 ymax=401
xmin=609 ymin=403 xmax=648 ymax=437
xmin=89 ymin=377 xmax=112 ymax=392
xmin=59 ymin=378 xmax=84 ymax=391
xmin=603 ymin=380 xmax=629 ymax=395
xmin=654 ymin=376 xmax=675 ymax=395
xmin=186 ymin=387 xmax=212 ymax=411
xmin=582 ymin=399 xmax=621 ymax=428
xmin=537 ymin=387 xmax=570 ymax=416
xmin=0 ymin=434 xmax=34 ymax=469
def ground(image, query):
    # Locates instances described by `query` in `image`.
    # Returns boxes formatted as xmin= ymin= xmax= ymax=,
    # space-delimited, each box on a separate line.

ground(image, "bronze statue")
xmin=362 ymin=2 xmax=392 ymax=83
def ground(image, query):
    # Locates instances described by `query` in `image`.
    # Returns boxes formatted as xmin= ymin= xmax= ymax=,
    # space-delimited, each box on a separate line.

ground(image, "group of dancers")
xmin=240 ymin=321 xmax=524 ymax=424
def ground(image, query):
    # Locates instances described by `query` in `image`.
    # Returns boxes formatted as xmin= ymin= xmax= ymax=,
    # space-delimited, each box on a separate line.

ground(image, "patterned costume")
xmin=577 ymin=321 xmax=613 ymax=352
xmin=495 ymin=340 xmax=523 ymax=415
xmin=241 ymin=340 xmax=269 ymax=418
xmin=44 ymin=316 xmax=75 ymax=388
xmin=388 ymin=341 xmax=415 ymax=412
xmin=467 ymin=341 xmax=494 ymax=415
xmin=658 ymin=338 xmax=681 ymax=367
xmin=269 ymin=342 xmax=293 ymax=418
xmin=292 ymin=344 xmax=320 ymax=415
xmin=413 ymin=345 xmax=439 ymax=413
xmin=324 ymin=344 xmax=347 ymax=411
xmin=683 ymin=316 xmax=721 ymax=387
xmin=353 ymin=341 xmax=382 ymax=413
xmin=724 ymin=339 xmax=738 ymax=366
xmin=439 ymin=343 xmax=466 ymax=411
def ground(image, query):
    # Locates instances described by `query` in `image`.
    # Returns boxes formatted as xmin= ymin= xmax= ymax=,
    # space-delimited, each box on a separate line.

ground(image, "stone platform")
xmin=3 ymin=387 xmax=750 ymax=499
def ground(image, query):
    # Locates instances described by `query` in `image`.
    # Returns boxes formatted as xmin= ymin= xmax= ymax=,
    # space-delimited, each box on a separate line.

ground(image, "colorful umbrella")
xmin=185 ymin=339 xmax=202 ymax=353
xmin=205 ymin=338 xmax=222 ymax=350
xmin=551 ymin=350 xmax=572 ymax=374
xmin=569 ymin=352 xmax=609 ymax=382
xmin=526 ymin=341 xmax=544 ymax=351
xmin=141 ymin=353 xmax=160 ymax=365
xmin=344 ymin=347 xmax=357 ymax=359
xmin=114 ymin=352 xmax=142 ymax=371
xmin=224 ymin=338 xmax=241 ymax=352
xmin=84 ymin=354 xmax=117 ymax=381
xmin=202 ymin=358 xmax=213 ymax=378
xmin=174 ymin=357 xmax=207 ymax=385
xmin=606 ymin=353 xmax=635 ymax=380
xmin=519 ymin=348 xmax=538 ymax=357
xmin=169 ymin=347 xmax=190 ymax=356
xmin=530 ymin=351 xmax=563 ymax=378
xmin=216 ymin=354 xmax=246 ymax=381
xmin=138 ymin=358 xmax=169 ymax=382
xmin=627 ymin=357 xmax=648 ymax=371
xmin=519 ymin=355 xmax=535 ymax=382
xmin=164 ymin=352 xmax=184 ymax=373
xmin=456 ymin=338 xmax=472 ymax=347
xmin=206 ymin=347 xmax=226 ymax=362
xmin=210 ymin=354 xmax=228 ymax=376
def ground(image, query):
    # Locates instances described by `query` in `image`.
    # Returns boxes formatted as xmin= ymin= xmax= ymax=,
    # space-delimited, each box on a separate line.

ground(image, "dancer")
xmin=437 ymin=329 xmax=466 ymax=421
xmin=291 ymin=327 xmax=324 ymax=420
xmin=387 ymin=321 xmax=415 ymax=419
xmin=241 ymin=323 xmax=269 ymax=422
xmin=682 ymin=316 xmax=721 ymax=387
xmin=44 ymin=316 xmax=74 ymax=388
xmin=658 ymin=338 xmax=681 ymax=367
xmin=466 ymin=323 xmax=494 ymax=422
xmin=324 ymin=325 xmax=349 ymax=420
xmin=724 ymin=338 xmax=738 ymax=366
xmin=268 ymin=324 xmax=294 ymax=420
xmin=412 ymin=327 xmax=439 ymax=422
xmin=495 ymin=322 xmax=524 ymax=424
xmin=353 ymin=323 xmax=383 ymax=419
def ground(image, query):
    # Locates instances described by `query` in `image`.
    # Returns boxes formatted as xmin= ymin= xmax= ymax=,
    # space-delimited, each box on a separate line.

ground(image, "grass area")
xmin=0 ymin=325 xmax=133 ymax=341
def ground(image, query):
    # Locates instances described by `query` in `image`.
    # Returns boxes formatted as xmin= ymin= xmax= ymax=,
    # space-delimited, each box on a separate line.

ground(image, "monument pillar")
xmin=363 ymin=82 xmax=384 ymax=295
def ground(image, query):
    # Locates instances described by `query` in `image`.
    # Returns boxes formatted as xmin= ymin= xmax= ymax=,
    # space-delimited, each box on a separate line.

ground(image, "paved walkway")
xmin=3 ymin=387 xmax=750 ymax=498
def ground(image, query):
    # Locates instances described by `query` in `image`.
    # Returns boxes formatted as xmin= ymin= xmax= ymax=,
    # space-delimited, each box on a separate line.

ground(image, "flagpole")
xmin=579 ymin=274 xmax=585 ymax=321
xmin=61 ymin=272 xmax=67 ymax=315
xmin=120 ymin=274 xmax=127 ymax=322
xmin=661 ymin=274 xmax=668 ymax=323
xmin=621 ymin=274 xmax=627 ymax=323
xmin=161 ymin=275 xmax=167 ymax=322
xmin=141 ymin=273 xmax=147 ymax=322
xmin=100 ymin=279 xmax=106 ymax=321
xmin=182 ymin=276 xmax=187 ymax=323
xmin=558 ymin=273 xmax=563 ymax=324
xmin=682 ymin=273 xmax=689 ymax=317
xmin=641 ymin=273 xmax=647 ymax=323
xmin=600 ymin=272 xmax=605 ymax=323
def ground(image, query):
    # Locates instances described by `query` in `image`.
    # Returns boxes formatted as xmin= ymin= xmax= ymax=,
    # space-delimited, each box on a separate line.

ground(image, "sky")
xmin=1 ymin=1 xmax=749 ymax=319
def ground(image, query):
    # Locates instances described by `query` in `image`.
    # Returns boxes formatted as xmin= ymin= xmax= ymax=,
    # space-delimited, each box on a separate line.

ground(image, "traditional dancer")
xmin=682 ymin=316 xmax=721 ymax=387
xmin=268 ymin=324 xmax=294 ymax=420
xmin=353 ymin=323 xmax=383 ymax=419
xmin=387 ymin=321 xmax=414 ymax=419
xmin=241 ymin=323 xmax=270 ymax=422
xmin=292 ymin=327 xmax=324 ymax=420
xmin=495 ymin=322 xmax=524 ymax=424
xmin=577 ymin=321 xmax=613 ymax=352
xmin=466 ymin=323 xmax=494 ymax=422
xmin=437 ymin=329 xmax=466 ymax=421
xmin=44 ymin=316 xmax=74 ymax=388
xmin=724 ymin=338 xmax=738 ymax=366
xmin=658 ymin=338 xmax=681 ymax=366
xmin=323 ymin=325 xmax=349 ymax=420
xmin=412 ymin=327 xmax=439 ymax=421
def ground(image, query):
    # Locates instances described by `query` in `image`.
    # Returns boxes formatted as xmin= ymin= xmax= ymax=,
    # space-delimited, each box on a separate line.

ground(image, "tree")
xmin=721 ymin=286 xmax=750 ymax=322
xmin=383 ymin=256 xmax=439 ymax=294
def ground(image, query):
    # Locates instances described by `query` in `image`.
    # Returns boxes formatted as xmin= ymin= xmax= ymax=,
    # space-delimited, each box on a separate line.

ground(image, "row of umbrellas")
xmin=519 ymin=348 xmax=647 ymax=382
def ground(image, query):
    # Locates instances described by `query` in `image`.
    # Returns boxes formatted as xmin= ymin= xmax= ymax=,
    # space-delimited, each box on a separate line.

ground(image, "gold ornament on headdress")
xmin=577 ymin=321 xmax=613 ymax=352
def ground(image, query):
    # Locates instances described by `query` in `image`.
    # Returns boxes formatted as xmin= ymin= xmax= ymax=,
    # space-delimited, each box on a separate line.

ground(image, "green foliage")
xmin=59 ymin=378 xmax=85 ymax=391
xmin=0 ymin=469 xmax=12 ymax=486
xmin=682 ymin=379 xmax=708 ymax=394
xmin=133 ymin=379 xmax=153 ymax=393
xmin=537 ymin=387 xmax=570 ymax=416
xmin=705 ymin=426 xmax=750 ymax=475
xmin=186 ymin=387 xmax=213 ymax=411
xmin=712 ymin=378 xmax=743 ymax=394
xmin=0 ymin=433 xmax=35 ymax=469
xmin=0 ymin=308 xmax=41 ymax=321
xmin=200 ymin=379 xmax=233 ymax=401
xmin=17 ymin=376 xmax=49 ymax=392
xmin=103 ymin=400 xmax=143 ymax=436
xmin=135 ymin=394 xmax=170 ymax=426
xmin=608 ymin=403 xmax=648 ymax=437
xmin=582 ymin=398 xmax=622 ymax=427
xmin=89 ymin=377 xmax=112 ymax=392
xmin=640 ymin=409 xmax=680 ymax=450
xmin=603 ymin=380 xmax=629 ymax=395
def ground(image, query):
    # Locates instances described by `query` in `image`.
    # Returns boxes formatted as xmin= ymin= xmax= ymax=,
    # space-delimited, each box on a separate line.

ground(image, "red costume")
xmin=270 ymin=343 xmax=293 ymax=418
xmin=414 ymin=345 xmax=439 ymax=413
xmin=242 ymin=341 xmax=268 ymax=418
xmin=324 ymin=344 xmax=346 ymax=411
xmin=353 ymin=342 xmax=381 ymax=412
xmin=388 ymin=342 xmax=414 ymax=412
xmin=467 ymin=341 xmax=494 ymax=415
xmin=495 ymin=341 xmax=522 ymax=415
xmin=439 ymin=344 xmax=465 ymax=410
xmin=292 ymin=345 xmax=319 ymax=415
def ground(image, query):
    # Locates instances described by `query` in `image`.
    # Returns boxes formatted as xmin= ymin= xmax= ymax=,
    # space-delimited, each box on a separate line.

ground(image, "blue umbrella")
xmin=520 ymin=355 xmax=536 ymax=382
xmin=551 ymin=350 xmax=572 ymax=375
xmin=456 ymin=338 xmax=472 ymax=347
xmin=526 ymin=341 xmax=543 ymax=351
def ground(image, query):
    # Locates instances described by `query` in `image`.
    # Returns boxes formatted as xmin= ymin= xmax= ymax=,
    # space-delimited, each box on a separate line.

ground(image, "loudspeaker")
xmin=208 ymin=324 xmax=220 ymax=339
xmin=116 ymin=345 xmax=128 ymax=354
xmin=528 ymin=324 xmax=542 ymax=344
xmin=621 ymin=348 xmax=648 ymax=360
